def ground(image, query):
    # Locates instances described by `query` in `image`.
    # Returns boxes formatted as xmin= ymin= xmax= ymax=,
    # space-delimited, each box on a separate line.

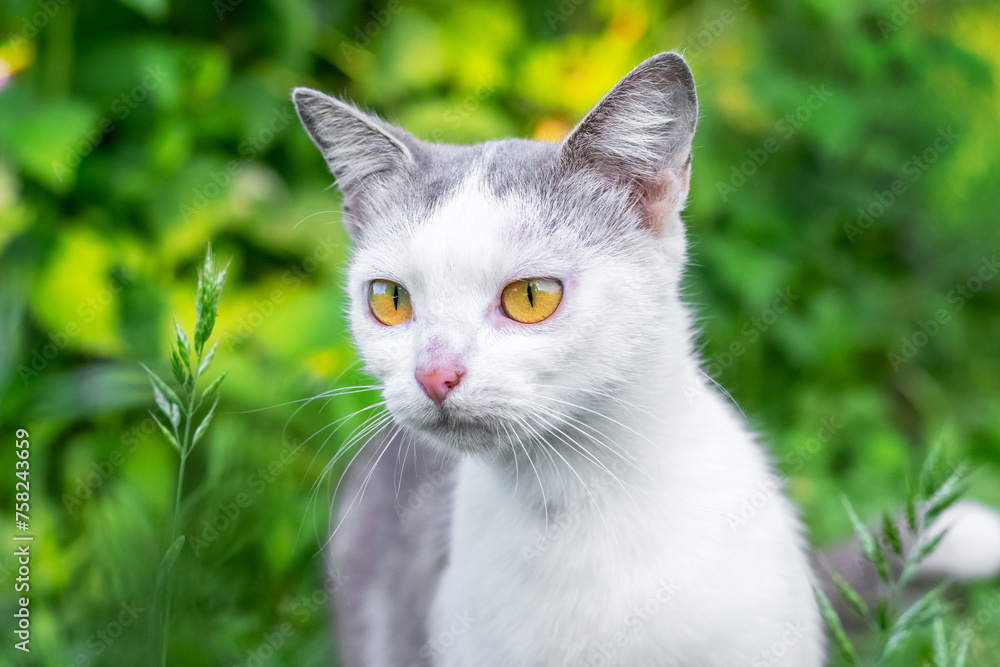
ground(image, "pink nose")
xmin=415 ymin=366 xmax=464 ymax=405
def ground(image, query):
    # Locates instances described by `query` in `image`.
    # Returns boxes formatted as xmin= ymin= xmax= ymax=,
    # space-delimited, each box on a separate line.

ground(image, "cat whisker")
xmin=508 ymin=413 xmax=560 ymax=533
xmin=497 ymin=420 xmax=520 ymax=498
xmin=526 ymin=395 xmax=648 ymax=474
xmin=317 ymin=417 xmax=399 ymax=555
xmin=311 ymin=410 xmax=393 ymax=501
xmin=326 ymin=423 xmax=404 ymax=551
xmin=320 ymin=415 xmax=395 ymax=516
xmin=306 ymin=410 xmax=392 ymax=542
xmin=293 ymin=209 xmax=347 ymax=228
xmin=525 ymin=398 xmax=729 ymax=518
xmin=695 ymin=367 xmax=747 ymax=419
xmin=278 ymin=381 xmax=381 ymax=445
xmin=273 ymin=361 xmax=372 ymax=415
xmin=228 ymin=382 xmax=380 ymax=456
xmin=531 ymin=382 xmax=664 ymax=424
xmin=525 ymin=408 xmax=643 ymax=514
xmin=395 ymin=433 xmax=414 ymax=500
xmin=525 ymin=397 xmax=647 ymax=478
xmin=302 ymin=409 xmax=393 ymax=551
xmin=301 ymin=400 xmax=389 ymax=487
xmin=529 ymin=393 xmax=659 ymax=450
xmin=523 ymin=413 xmax=611 ymax=533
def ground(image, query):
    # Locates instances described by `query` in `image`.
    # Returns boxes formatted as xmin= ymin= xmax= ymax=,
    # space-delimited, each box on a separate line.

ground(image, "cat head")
xmin=293 ymin=52 xmax=698 ymax=456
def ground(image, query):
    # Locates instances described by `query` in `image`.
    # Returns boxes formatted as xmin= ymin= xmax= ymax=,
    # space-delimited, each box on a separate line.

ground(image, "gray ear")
xmin=559 ymin=52 xmax=699 ymax=232
xmin=292 ymin=88 xmax=416 ymax=236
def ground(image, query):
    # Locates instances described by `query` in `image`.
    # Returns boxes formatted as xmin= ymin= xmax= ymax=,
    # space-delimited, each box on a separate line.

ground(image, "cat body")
xmin=434 ymin=375 xmax=822 ymax=667
xmin=294 ymin=53 xmax=826 ymax=666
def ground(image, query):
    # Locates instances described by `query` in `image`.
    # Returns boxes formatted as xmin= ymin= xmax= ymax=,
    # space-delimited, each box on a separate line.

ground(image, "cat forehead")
xmin=353 ymin=169 xmax=573 ymax=287
xmin=412 ymin=173 xmax=506 ymax=260
xmin=352 ymin=139 xmax=578 ymax=274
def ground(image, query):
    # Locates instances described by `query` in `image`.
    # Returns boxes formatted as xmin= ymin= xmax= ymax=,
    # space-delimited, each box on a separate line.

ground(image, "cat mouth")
xmin=416 ymin=408 xmax=485 ymax=432
xmin=403 ymin=405 xmax=505 ymax=452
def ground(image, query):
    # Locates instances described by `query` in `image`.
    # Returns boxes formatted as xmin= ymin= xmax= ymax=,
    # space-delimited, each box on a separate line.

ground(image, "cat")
xmin=291 ymin=51 xmax=826 ymax=667
xmin=293 ymin=52 xmax=1000 ymax=666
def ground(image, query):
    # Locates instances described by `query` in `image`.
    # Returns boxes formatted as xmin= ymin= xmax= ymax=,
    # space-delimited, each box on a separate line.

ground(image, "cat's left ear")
xmin=292 ymin=88 xmax=418 ymax=238
xmin=559 ymin=52 xmax=698 ymax=234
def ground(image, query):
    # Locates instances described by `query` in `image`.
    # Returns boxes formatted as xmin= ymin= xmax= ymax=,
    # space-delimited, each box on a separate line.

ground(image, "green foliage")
xmin=0 ymin=0 xmax=997 ymax=665
xmin=818 ymin=447 xmax=978 ymax=666
xmin=142 ymin=246 xmax=228 ymax=664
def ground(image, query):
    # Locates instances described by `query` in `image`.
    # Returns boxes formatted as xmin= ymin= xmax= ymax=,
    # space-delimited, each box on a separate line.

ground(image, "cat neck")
xmin=477 ymin=344 xmax=715 ymax=516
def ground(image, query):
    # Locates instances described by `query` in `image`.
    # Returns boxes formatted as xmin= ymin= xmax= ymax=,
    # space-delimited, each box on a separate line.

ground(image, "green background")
xmin=0 ymin=0 xmax=998 ymax=664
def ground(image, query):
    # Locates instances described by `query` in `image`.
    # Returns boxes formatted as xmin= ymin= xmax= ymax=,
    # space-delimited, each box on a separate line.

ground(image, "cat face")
xmin=294 ymin=53 xmax=699 ymax=455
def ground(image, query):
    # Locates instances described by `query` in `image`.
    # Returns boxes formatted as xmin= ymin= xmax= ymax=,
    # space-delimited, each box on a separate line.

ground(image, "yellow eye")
xmin=369 ymin=280 xmax=412 ymax=326
xmin=501 ymin=278 xmax=562 ymax=324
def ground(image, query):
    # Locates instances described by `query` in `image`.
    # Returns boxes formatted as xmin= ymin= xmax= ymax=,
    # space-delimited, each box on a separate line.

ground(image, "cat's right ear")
xmin=558 ymin=52 xmax=698 ymax=236
xmin=292 ymin=88 xmax=416 ymax=237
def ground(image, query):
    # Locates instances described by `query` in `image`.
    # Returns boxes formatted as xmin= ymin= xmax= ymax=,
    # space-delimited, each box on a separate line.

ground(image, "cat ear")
xmin=558 ymin=52 xmax=699 ymax=234
xmin=292 ymin=88 xmax=416 ymax=237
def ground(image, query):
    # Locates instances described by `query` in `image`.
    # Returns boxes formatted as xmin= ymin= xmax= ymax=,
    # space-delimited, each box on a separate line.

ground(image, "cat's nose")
xmin=414 ymin=366 xmax=464 ymax=405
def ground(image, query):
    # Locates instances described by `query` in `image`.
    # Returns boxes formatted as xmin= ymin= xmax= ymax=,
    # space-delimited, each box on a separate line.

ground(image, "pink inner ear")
xmin=640 ymin=161 xmax=691 ymax=236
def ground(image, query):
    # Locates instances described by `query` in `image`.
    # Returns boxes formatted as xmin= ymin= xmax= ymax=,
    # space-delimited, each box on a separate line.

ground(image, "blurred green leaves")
xmin=142 ymin=246 xmax=229 ymax=665
xmin=817 ymin=444 xmax=979 ymax=666
xmin=0 ymin=0 xmax=998 ymax=664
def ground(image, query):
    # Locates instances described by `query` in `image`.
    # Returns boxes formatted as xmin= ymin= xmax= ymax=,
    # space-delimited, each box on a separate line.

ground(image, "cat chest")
xmin=429 ymin=476 xmax=688 ymax=664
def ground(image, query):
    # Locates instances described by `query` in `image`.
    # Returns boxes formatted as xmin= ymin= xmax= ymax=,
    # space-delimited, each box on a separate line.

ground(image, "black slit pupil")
xmin=392 ymin=285 xmax=399 ymax=310
xmin=527 ymin=282 xmax=534 ymax=307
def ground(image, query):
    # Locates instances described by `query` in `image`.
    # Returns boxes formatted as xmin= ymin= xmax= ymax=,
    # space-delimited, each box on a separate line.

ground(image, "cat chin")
xmin=399 ymin=413 xmax=510 ymax=457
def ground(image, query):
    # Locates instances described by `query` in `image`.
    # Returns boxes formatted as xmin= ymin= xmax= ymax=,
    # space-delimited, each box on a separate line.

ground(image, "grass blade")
xmin=842 ymin=495 xmax=890 ymax=585
xmin=150 ymin=412 xmax=180 ymax=452
xmin=814 ymin=584 xmax=862 ymax=665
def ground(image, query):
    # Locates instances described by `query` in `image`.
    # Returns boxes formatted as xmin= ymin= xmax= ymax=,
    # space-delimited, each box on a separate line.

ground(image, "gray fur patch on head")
xmin=292 ymin=51 xmax=698 ymax=242
xmin=293 ymin=88 xmax=474 ymax=241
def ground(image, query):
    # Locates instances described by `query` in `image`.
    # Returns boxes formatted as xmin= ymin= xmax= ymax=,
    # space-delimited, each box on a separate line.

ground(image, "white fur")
xmin=920 ymin=500 xmax=1000 ymax=581
xmin=346 ymin=173 xmax=825 ymax=666
xmin=296 ymin=52 xmax=1000 ymax=667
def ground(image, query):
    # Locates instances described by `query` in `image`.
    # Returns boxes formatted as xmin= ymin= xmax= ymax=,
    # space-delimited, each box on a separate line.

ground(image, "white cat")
xmin=292 ymin=52 xmax=827 ymax=666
